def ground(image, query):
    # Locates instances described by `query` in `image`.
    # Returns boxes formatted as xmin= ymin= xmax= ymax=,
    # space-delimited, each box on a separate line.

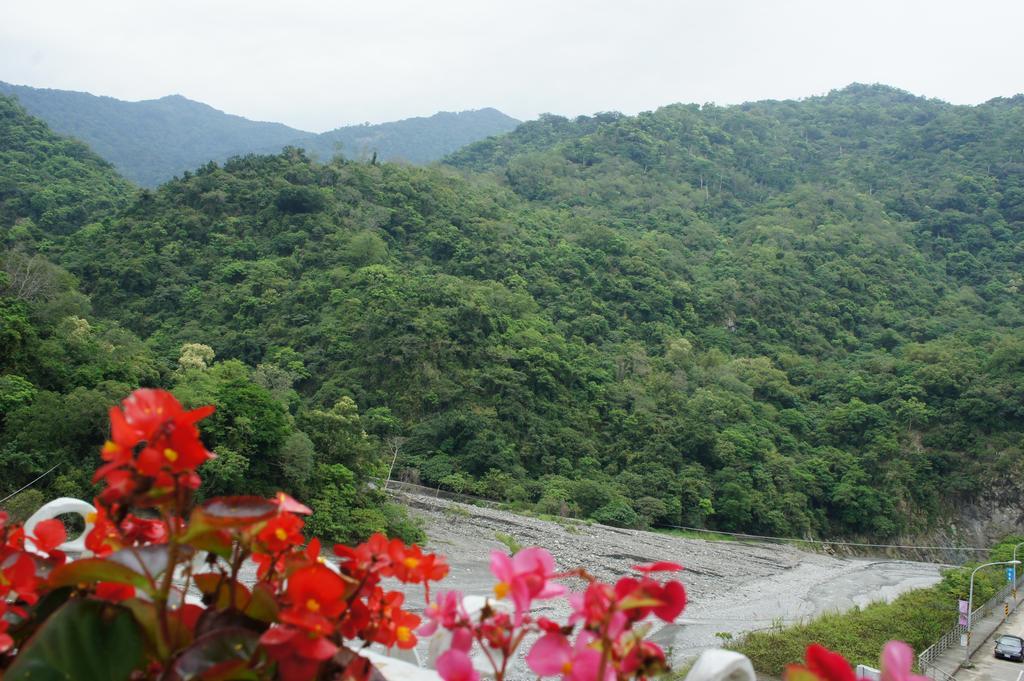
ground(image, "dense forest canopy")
xmin=0 ymin=82 xmax=520 ymax=186
xmin=2 ymin=84 xmax=1023 ymax=542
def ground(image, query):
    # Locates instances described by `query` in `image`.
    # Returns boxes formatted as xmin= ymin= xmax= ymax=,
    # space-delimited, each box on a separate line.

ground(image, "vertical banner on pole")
xmin=959 ymin=599 xmax=969 ymax=627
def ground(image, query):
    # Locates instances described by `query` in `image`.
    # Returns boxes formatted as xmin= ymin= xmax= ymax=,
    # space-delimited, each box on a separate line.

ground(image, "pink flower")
xmin=419 ymin=590 xmax=464 ymax=637
xmin=436 ymin=649 xmax=479 ymax=681
xmin=880 ymin=641 xmax=929 ymax=681
xmin=527 ymin=631 xmax=607 ymax=681
xmin=490 ymin=547 xmax=566 ymax=623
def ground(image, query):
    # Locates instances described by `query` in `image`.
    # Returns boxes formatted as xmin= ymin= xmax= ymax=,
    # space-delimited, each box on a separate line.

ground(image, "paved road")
xmin=957 ymin=603 xmax=1024 ymax=681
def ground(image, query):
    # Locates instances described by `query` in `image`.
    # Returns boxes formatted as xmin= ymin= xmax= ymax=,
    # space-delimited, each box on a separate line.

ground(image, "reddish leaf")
xmin=188 ymin=530 xmax=234 ymax=559
xmin=193 ymin=573 xmax=251 ymax=611
xmin=198 ymin=497 xmax=278 ymax=528
xmin=168 ymin=627 xmax=260 ymax=680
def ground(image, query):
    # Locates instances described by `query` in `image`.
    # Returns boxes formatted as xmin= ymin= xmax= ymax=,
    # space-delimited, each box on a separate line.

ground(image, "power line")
xmin=655 ymin=523 xmax=991 ymax=553
xmin=380 ymin=477 xmax=994 ymax=556
xmin=0 ymin=464 xmax=59 ymax=504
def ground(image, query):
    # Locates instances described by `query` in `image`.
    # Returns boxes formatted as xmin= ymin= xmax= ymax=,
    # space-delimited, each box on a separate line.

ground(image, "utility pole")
xmin=382 ymin=436 xmax=407 ymax=492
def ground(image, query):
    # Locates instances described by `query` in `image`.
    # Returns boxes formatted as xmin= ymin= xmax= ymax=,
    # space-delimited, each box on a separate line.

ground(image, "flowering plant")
xmin=0 ymin=389 xmax=687 ymax=680
xmin=784 ymin=641 xmax=929 ymax=681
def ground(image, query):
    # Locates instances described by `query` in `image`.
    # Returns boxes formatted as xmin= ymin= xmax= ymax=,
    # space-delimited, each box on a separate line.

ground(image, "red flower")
xmin=389 ymin=540 xmax=449 ymax=584
xmin=260 ymin=624 xmax=338 ymax=681
xmin=3 ymin=552 xmax=41 ymax=604
xmin=121 ymin=514 xmax=169 ymax=544
xmin=364 ymin=589 xmax=421 ymax=649
xmin=614 ymin=575 xmax=687 ymax=623
xmin=93 ymin=389 xmax=215 ymax=506
xmin=257 ymin=513 xmax=305 ymax=553
xmin=335 ymin=532 xmax=392 ymax=575
xmin=280 ymin=564 xmax=350 ymax=633
xmin=30 ymin=518 xmax=66 ymax=559
xmin=102 ymin=389 xmax=214 ymax=476
xmin=784 ymin=643 xmax=857 ymax=681
xmin=122 ymin=390 xmax=215 ymax=476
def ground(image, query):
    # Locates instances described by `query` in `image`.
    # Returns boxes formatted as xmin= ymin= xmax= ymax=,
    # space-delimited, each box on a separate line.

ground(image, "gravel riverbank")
xmin=389 ymin=490 xmax=942 ymax=671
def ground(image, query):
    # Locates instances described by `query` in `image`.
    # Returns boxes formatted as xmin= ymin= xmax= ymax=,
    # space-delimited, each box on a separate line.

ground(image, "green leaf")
xmin=48 ymin=558 xmax=154 ymax=595
xmin=5 ymin=599 xmax=144 ymax=681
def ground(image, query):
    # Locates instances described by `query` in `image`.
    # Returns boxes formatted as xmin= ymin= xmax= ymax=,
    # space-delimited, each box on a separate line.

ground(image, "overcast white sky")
xmin=2 ymin=0 xmax=1023 ymax=133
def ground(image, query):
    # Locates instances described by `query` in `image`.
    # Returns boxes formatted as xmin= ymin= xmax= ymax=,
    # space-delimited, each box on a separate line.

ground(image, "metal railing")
xmin=918 ymin=574 xmax=1024 ymax=678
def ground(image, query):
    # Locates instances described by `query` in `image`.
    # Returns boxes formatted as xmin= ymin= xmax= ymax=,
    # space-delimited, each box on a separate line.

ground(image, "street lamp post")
xmin=966 ymin=560 xmax=1022 ymax=664
xmin=1012 ymin=543 xmax=1024 ymax=586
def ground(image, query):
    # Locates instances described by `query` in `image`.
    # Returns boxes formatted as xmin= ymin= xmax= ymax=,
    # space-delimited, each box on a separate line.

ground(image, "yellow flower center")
xmin=163 ymin=448 xmax=179 ymax=462
xmin=306 ymin=598 xmax=320 ymax=612
xmin=102 ymin=440 xmax=119 ymax=455
xmin=397 ymin=626 xmax=412 ymax=642
xmin=494 ymin=581 xmax=510 ymax=599
xmin=403 ymin=557 xmax=420 ymax=570
xmin=562 ymin=661 xmax=573 ymax=674
xmin=86 ymin=512 xmax=98 ymax=523
xmin=275 ymin=528 xmax=288 ymax=541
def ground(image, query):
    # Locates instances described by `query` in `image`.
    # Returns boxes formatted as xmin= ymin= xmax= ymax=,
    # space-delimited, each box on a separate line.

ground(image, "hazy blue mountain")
xmin=0 ymin=82 xmax=309 ymax=187
xmin=294 ymin=108 xmax=521 ymax=164
xmin=0 ymin=82 xmax=519 ymax=186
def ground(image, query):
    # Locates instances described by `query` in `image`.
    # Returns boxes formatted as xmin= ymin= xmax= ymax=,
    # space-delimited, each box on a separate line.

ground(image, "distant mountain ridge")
xmin=0 ymin=81 xmax=520 ymax=186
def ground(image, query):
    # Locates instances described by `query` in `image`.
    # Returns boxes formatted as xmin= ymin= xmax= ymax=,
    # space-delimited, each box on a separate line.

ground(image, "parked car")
xmin=994 ymin=634 xmax=1024 ymax=662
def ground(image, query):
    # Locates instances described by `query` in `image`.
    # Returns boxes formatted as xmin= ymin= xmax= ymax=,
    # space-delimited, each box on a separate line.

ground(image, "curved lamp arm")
xmin=23 ymin=497 xmax=97 ymax=556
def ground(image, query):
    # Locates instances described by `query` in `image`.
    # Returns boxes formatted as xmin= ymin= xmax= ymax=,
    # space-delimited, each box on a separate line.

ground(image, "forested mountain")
xmin=0 ymin=82 xmax=519 ymax=186
xmin=0 ymin=95 xmax=422 ymax=542
xmin=3 ymin=84 xmax=1024 ymax=543
xmin=0 ymin=96 xmax=133 ymax=235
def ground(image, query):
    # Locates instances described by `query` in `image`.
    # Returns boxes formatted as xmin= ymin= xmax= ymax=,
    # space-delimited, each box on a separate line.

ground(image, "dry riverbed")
xmin=387 ymin=490 xmax=941 ymax=670
xmin=220 ymin=490 xmax=941 ymax=677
